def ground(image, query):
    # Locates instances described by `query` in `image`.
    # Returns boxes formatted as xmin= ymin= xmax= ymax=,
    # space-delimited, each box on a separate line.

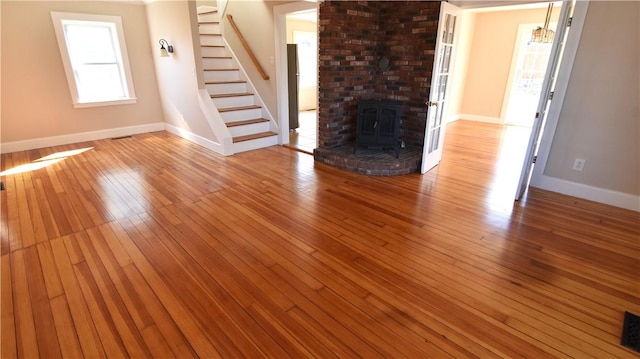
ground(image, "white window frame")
xmin=51 ymin=12 xmax=137 ymax=108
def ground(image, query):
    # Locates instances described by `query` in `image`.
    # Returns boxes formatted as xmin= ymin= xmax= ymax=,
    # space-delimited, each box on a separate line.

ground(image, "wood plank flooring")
xmin=1 ymin=120 xmax=639 ymax=358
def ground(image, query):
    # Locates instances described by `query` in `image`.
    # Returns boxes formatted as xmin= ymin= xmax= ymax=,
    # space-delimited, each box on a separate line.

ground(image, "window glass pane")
xmin=293 ymin=31 xmax=317 ymax=88
xmin=447 ymin=15 xmax=457 ymax=43
xmin=441 ymin=14 xmax=451 ymax=43
xmin=429 ymin=127 xmax=440 ymax=153
xmin=75 ymin=64 xmax=125 ymax=102
xmin=440 ymin=45 xmax=452 ymax=73
xmin=438 ymin=74 xmax=448 ymax=101
xmin=64 ymin=23 xmax=117 ymax=64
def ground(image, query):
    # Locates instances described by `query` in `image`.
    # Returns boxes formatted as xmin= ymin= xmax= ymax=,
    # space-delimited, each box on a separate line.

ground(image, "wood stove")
xmin=354 ymin=100 xmax=403 ymax=158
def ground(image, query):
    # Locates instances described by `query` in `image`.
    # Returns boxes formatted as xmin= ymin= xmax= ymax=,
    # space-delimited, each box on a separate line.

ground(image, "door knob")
xmin=426 ymin=101 xmax=439 ymax=107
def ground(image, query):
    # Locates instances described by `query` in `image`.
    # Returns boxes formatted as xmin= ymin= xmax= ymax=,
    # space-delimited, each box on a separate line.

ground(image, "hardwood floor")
xmin=1 ymin=120 xmax=638 ymax=358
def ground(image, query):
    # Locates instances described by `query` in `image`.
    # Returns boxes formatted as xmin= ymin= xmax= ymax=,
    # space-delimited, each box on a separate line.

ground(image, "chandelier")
xmin=531 ymin=3 xmax=555 ymax=43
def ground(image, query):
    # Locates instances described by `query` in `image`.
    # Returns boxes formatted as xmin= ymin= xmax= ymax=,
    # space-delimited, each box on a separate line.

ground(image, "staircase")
xmin=197 ymin=7 xmax=278 ymax=154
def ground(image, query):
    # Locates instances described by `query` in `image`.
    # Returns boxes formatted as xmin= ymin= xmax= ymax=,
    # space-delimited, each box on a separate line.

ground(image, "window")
xmin=293 ymin=31 xmax=317 ymax=88
xmin=51 ymin=12 xmax=136 ymax=107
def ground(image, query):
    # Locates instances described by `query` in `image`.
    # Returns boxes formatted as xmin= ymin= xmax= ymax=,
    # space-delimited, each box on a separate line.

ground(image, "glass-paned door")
xmin=504 ymin=24 xmax=555 ymax=126
xmin=516 ymin=1 xmax=574 ymax=200
xmin=421 ymin=2 xmax=461 ymax=174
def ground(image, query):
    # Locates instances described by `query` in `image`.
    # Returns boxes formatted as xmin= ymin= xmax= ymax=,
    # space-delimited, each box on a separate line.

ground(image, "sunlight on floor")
xmin=287 ymin=110 xmax=317 ymax=154
xmin=0 ymin=147 xmax=93 ymax=176
xmin=486 ymin=125 xmax=532 ymax=215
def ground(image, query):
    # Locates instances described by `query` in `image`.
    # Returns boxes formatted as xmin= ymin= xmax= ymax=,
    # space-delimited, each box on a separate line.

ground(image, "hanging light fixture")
xmin=531 ymin=3 xmax=555 ymax=43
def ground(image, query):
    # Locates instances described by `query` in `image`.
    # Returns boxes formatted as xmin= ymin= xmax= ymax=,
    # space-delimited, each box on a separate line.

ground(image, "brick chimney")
xmin=316 ymin=0 xmax=441 ymax=152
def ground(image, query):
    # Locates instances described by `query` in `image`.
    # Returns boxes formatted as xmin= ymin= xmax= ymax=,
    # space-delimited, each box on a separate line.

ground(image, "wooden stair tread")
xmin=210 ymin=93 xmax=253 ymax=98
xmin=202 ymin=56 xmax=232 ymax=59
xmin=205 ymin=80 xmax=246 ymax=84
xmin=201 ymin=45 xmax=225 ymax=48
xmin=198 ymin=10 xmax=218 ymax=15
xmin=233 ymin=131 xmax=277 ymax=143
xmin=218 ymin=105 xmax=261 ymax=113
xmin=200 ymin=34 xmax=222 ymax=37
xmin=226 ymin=118 xmax=269 ymax=127
xmin=198 ymin=21 xmax=220 ymax=24
xmin=203 ymin=68 xmax=239 ymax=72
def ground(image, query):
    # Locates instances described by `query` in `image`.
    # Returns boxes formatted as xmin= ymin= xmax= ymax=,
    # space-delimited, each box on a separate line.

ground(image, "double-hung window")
xmin=51 ymin=12 xmax=137 ymax=108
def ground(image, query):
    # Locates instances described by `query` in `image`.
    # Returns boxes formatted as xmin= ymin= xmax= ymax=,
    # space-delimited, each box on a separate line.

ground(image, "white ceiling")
xmin=287 ymin=9 xmax=317 ymax=23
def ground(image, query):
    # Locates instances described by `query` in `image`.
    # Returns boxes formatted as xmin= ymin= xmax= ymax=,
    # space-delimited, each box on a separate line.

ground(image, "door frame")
xmin=273 ymin=1 xmax=318 ymax=146
xmin=448 ymin=0 xmax=589 ymax=200
xmin=527 ymin=1 xmax=589 ymax=189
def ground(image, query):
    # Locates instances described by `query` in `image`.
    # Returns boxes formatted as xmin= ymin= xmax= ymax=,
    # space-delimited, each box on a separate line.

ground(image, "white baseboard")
xmin=1 ymin=122 xmax=165 ymax=154
xmin=456 ymin=114 xmax=502 ymax=124
xmin=164 ymin=124 xmax=224 ymax=155
xmin=532 ymin=175 xmax=640 ymax=212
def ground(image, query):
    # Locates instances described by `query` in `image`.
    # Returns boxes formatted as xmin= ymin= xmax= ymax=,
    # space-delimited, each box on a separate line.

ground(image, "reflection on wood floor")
xmin=1 ymin=120 xmax=638 ymax=358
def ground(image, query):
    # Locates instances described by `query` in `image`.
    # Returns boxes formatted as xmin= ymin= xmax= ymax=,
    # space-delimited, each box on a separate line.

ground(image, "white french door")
xmin=421 ymin=2 xmax=461 ymax=174
xmin=515 ymin=0 xmax=574 ymax=200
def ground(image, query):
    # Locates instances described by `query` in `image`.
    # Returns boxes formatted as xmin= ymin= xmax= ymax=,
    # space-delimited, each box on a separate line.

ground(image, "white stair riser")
xmin=233 ymin=136 xmax=278 ymax=154
xmin=212 ymin=95 xmax=255 ymax=108
xmin=204 ymin=70 xmax=240 ymax=82
xmin=201 ymin=46 xmax=228 ymax=57
xmin=202 ymin=58 xmax=234 ymax=69
xmin=221 ymin=108 xmax=262 ymax=122
xmin=198 ymin=13 xmax=218 ymax=23
xmin=199 ymin=23 xmax=220 ymax=34
xmin=200 ymin=35 xmax=223 ymax=46
xmin=206 ymin=82 xmax=247 ymax=94
xmin=228 ymin=122 xmax=271 ymax=137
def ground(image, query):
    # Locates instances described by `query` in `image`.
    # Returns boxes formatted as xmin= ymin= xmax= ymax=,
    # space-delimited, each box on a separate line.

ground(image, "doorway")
xmin=286 ymin=13 xmax=318 ymax=154
xmin=445 ymin=1 xmax=563 ymax=200
xmin=502 ymin=23 xmax=556 ymax=127
xmin=273 ymin=1 xmax=318 ymax=153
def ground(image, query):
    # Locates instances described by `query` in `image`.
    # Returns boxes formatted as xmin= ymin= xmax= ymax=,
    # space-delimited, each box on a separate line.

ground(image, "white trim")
xmin=73 ymin=98 xmax=138 ymax=108
xmin=164 ymin=124 xmax=224 ymax=155
xmin=457 ymin=114 xmax=502 ymax=124
xmin=50 ymin=12 xmax=137 ymax=107
xmin=1 ymin=123 xmax=164 ymax=154
xmin=533 ymin=175 xmax=640 ymax=212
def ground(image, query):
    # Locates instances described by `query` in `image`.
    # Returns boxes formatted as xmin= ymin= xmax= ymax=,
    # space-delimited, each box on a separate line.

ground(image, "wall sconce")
xmin=159 ymin=39 xmax=173 ymax=57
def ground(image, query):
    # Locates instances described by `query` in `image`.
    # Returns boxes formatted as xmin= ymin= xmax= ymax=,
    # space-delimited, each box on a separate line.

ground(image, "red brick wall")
xmin=317 ymin=0 xmax=441 ymax=149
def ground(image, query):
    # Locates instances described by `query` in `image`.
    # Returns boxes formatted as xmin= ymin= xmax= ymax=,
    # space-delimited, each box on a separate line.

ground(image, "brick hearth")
xmin=314 ymin=0 xmax=441 ymax=175
xmin=314 ymin=145 xmax=422 ymax=176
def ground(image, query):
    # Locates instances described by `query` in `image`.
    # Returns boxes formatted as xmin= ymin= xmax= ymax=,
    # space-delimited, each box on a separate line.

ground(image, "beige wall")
xmin=459 ymin=6 xmax=559 ymax=121
xmin=448 ymin=10 xmax=476 ymax=122
xmin=1 ymin=1 xmax=164 ymax=145
xmin=146 ymin=0 xmax=217 ymax=141
xmin=222 ymin=0 xmax=297 ymax=120
xmin=542 ymin=1 xmax=639 ymax=195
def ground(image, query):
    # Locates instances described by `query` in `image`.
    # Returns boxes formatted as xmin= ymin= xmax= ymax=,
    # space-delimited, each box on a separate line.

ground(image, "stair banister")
xmin=226 ymin=14 xmax=269 ymax=80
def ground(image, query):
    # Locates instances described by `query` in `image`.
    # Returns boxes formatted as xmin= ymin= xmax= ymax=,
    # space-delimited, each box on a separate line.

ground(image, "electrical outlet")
xmin=572 ymin=158 xmax=585 ymax=171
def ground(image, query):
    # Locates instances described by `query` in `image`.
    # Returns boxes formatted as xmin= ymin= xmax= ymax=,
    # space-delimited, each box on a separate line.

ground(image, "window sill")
xmin=73 ymin=98 xmax=138 ymax=109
